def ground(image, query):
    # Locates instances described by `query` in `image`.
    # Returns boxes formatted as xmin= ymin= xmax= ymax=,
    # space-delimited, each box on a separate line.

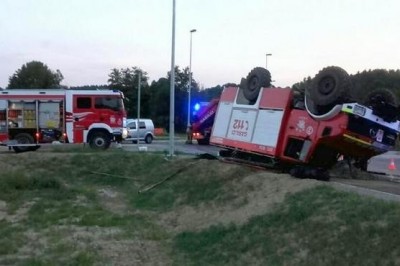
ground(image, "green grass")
xmin=18 ymin=250 xmax=97 ymax=266
xmin=0 ymin=220 xmax=26 ymax=256
xmin=0 ymin=150 xmax=249 ymax=264
xmin=173 ymin=185 xmax=400 ymax=266
xmin=128 ymin=158 xmax=253 ymax=211
xmin=2 ymin=149 xmax=400 ymax=265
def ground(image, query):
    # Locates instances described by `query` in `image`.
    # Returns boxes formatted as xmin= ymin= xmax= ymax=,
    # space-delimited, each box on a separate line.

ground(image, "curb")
xmin=369 ymin=172 xmax=400 ymax=183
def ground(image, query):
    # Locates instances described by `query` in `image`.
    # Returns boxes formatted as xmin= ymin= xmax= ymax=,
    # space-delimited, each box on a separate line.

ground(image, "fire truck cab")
xmin=0 ymin=89 xmax=127 ymax=152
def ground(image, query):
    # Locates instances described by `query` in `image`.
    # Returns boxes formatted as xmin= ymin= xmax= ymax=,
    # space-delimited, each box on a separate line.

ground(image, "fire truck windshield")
xmin=95 ymin=96 xmax=124 ymax=111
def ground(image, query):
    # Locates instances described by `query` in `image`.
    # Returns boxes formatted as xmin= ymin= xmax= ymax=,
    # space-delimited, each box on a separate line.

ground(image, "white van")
xmin=125 ymin=119 xmax=155 ymax=144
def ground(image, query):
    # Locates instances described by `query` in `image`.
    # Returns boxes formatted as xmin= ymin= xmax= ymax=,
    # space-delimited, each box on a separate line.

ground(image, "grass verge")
xmin=173 ymin=185 xmax=400 ymax=266
xmin=1 ymin=149 xmax=400 ymax=265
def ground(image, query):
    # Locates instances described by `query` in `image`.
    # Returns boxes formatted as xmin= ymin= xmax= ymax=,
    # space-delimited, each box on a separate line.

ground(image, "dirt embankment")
xmin=158 ymin=171 xmax=320 ymax=232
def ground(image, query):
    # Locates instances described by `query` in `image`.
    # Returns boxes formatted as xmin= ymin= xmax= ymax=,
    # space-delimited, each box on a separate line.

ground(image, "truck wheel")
xmin=309 ymin=66 xmax=351 ymax=106
xmin=242 ymin=67 xmax=271 ymax=102
xmin=197 ymin=138 xmax=210 ymax=145
xmin=145 ymin=134 xmax=153 ymax=144
xmin=89 ymin=132 xmax=111 ymax=150
xmin=13 ymin=133 xmax=34 ymax=153
xmin=363 ymin=88 xmax=398 ymax=107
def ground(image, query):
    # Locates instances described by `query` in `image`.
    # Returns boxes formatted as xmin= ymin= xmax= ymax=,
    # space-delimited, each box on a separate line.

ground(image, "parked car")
xmin=125 ymin=118 xmax=155 ymax=144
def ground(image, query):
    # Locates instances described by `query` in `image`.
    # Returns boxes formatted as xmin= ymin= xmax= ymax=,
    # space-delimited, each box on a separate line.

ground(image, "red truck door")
xmin=71 ymin=95 xmax=93 ymax=143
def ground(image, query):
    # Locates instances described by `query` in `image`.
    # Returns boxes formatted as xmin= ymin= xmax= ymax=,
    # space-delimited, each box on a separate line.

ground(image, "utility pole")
xmin=266 ymin=53 xmax=272 ymax=69
xmin=168 ymin=0 xmax=176 ymax=157
xmin=136 ymin=72 xmax=141 ymax=147
xmin=187 ymin=29 xmax=197 ymax=127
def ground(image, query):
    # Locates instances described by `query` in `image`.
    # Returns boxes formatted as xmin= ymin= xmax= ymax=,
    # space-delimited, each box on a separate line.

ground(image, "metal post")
xmin=187 ymin=29 xmax=196 ymax=127
xmin=137 ymin=72 xmax=141 ymax=147
xmin=266 ymin=53 xmax=272 ymax=69
xmin=169 ymin=0 xmax=176 ymax=157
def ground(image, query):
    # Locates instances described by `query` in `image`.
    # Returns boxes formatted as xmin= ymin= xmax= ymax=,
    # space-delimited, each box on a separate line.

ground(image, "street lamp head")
xmin=190 ymin=29 xmax=197 ymax=33
xmin=266 ymin=53 xmax=272 ymax=56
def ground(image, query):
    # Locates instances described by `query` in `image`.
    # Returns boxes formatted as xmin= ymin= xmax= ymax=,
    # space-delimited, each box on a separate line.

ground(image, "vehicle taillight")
xmin=35 ymin=132 xmax=40 ymax=140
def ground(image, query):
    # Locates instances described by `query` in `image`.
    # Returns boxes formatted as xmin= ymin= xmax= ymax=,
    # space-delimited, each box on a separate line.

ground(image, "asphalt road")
xmin=368 ymin=151 xmax=400 ymax=176
xmin=121 ymin=138 xmax=221 ymax=156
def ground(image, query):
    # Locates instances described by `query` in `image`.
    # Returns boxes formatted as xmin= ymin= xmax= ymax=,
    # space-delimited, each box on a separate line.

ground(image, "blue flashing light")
xmin=194 ymin=103 xmax=201 ymax=111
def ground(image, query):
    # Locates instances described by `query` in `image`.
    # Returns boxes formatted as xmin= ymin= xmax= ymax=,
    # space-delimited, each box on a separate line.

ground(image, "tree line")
xmin=292 ymin=69 xmax=400 ymax=102
xmin=5 ymin=61 xmax=400 ymax=131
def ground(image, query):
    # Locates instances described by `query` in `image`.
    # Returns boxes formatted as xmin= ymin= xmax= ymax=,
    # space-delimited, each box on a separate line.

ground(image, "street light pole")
xmin=266 ymin=53 xmax=272 ymax=69
xmin=169 ymin=0 xmax=176 ymax=157
xmin=136 ymin=72 xmax=141 ymax=147
xmin=187 ymin=29 xmax=197 ymax=127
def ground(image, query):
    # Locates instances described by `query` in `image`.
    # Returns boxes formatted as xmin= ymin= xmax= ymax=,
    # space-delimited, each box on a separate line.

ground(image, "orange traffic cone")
xmin=388 ymin=158 xmax=396 ymax=171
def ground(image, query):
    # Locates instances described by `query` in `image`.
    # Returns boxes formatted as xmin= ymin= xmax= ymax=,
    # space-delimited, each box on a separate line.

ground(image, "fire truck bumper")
xmin=113 ymin=128 xmax=128 ymax=141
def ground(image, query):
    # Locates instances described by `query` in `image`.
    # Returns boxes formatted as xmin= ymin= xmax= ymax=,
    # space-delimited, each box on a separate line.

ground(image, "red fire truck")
xmin=0 ymin=89 xmax=127 ymax=152
xmin=210 ymin=66 xmax=400 ymax=179
xmin=192 ymin=98 xmax=220 ymax=145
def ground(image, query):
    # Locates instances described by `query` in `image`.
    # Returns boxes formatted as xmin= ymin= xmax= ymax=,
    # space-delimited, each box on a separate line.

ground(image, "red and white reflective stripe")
xmin=211 ymin=137 xmax=277 ymax=157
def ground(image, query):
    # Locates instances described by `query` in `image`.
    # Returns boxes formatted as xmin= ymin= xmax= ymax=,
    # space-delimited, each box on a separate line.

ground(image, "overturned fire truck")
xmin=0 ymin=89 xmax=127 ymax=152
xmin=210 ymin=66 xmax=400 ymax=179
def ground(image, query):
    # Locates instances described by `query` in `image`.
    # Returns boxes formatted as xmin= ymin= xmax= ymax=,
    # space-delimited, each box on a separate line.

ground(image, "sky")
xmin=1 ymin=0 xmax=400 ymax=89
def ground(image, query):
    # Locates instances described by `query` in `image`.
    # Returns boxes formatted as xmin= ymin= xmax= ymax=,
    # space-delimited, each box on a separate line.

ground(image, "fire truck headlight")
xmin=353 ymin=105 xmax=366 ymax=117
xmin=122 ymin=128 xmax=128 ymax=139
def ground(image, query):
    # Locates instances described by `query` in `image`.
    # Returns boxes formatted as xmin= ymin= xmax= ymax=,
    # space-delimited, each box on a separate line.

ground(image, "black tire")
xmin=197 ymin=138 xmax=210 ymax=145
xmin=242 ymin=67 xmax=271 ymax=102
xmin=309 ymin=66 xmax=351 ymax=106
xmin=144 ymin=134 xmax=153 ymax=144
xmin=13 ymin=133 xmax=34 ymax=153
xmin=363 ymin=88 xmax=398 ymax=107
xmin=89 ymin=132 xmax=111 ymax=150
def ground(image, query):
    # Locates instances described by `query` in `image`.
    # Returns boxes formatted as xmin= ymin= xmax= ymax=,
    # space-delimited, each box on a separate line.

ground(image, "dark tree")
xmin=350 ymin=69 xmax=400 ymax=101
xmin=193 ymin=85 xmax=223 ymax=101
xmin=291 ymin=76 xmax=312 ymax=97
xmin=8 ymin=61 xmax=64 ymax=89
xmin=69 ymin=85 xmax=109 ymax=90
xmin=148 ymin=78 xmax=171 ymax=129
xmin=293 ymin=68 xmax=400 ymax=103
xmin=107 ymin=67 xmax=149 ymax=118
xmin=146 ymin=66 xmax=201 ymax=132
